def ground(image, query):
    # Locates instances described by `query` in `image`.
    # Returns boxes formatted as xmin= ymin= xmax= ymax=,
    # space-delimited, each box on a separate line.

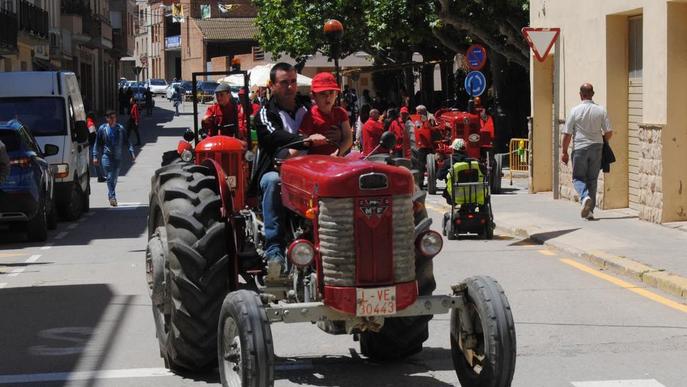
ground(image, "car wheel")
xmin=27 ymin=201 xmax=48 ymax=242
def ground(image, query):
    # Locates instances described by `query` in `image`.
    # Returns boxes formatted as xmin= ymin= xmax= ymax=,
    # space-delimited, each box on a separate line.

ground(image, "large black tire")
xmin=426 ymin=153 xmax=437 ymax=195
xmin=451 ymin=276 xmax=516 ymax=387
xmin=58 ymin=180 xmax=83 ymax=221
xmin=359 ymin=202 xmax=437 ymax=361
xmin=148 ymin=162 xmax=229 ymax=371
xmin=27 ymin=200 xmax=48 ymax=242
xmin=218 ymin=290 xmax=274 ymax=387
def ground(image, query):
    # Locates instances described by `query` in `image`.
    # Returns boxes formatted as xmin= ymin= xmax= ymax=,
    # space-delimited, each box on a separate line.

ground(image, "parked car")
xmin=197 ymin=81 xmax=218 ymax=103
xmin=129 ymin=84 xmax=154 ymax=108
xmin=0 ymin=119 xmax=59 ymax=241
xmin=145 ymin=79 xmax=168 ymax=95
xmin=179 ymin=81 xmax=195 ymax=101
xmin=0 ymin=71 xmax=91 ymax=221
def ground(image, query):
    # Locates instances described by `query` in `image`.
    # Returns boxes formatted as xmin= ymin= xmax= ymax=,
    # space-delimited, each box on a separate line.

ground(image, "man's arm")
xmin=561 ymin=133 xmax=572 ymax=165
xmin=92 ymin=127 xmax=102 ymax=164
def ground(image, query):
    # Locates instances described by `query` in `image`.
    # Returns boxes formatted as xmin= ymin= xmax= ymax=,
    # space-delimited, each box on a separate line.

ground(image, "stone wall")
xmin=637 ymin=124 xmax=663 ymax=222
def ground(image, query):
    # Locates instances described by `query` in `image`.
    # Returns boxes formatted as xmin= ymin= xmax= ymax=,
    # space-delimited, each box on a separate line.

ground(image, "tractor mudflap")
xmin=450 ymin=276 xmax=516 ymax=387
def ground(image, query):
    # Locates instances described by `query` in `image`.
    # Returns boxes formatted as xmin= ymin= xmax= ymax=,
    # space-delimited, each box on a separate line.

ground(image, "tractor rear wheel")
xmin=426 ymin=153 xmax=437 ymax=194
xmin=148 ymin=162 xmax=229 ymax=371
xmin=359 ymin=202 xmax=437 ymax=361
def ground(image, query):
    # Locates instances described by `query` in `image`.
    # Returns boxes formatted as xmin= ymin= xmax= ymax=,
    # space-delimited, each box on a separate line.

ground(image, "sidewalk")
xmin=491 ymin=178 xmax=687 ymax=301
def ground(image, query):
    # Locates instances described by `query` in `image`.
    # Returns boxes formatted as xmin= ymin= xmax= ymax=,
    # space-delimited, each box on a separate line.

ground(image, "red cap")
xmin=238 ymin=87 xmax=247 ymax=95
xmin=311 ymin=72 xmax=340 ymax=93
xmin=400 ymin=106 xmax=409 ymax=114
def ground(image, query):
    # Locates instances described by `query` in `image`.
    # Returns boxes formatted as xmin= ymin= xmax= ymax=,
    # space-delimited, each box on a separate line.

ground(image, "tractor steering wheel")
xmin=274 ymin=138 xmax=341 ymax=166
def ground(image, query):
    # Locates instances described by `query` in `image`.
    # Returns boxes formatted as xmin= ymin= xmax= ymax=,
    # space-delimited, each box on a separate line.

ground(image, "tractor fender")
xmin=201 ymin=158 xmax=234 ymax=219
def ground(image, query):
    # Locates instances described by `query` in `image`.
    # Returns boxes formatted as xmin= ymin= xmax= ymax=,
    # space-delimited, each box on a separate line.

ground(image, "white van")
xmin=0 ymin=72 xmax=90 ymax=220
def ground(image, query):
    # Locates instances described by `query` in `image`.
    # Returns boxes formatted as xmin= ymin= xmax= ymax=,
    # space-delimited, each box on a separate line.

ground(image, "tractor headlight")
xmin=180 ymin=149 xmax=193 ymax=162
xmin=416 ymin=230 xmax=443 ymax=258
xmin=468 ymin=133 xmax=481 ymax=143
xmin=288 ymin=239 xmax=316 ymax=267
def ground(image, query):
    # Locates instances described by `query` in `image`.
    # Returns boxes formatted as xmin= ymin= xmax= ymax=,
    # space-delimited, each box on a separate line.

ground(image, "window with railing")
xmin=18 ymin=0 xmax=48 ymax=38
xmin=0 ymin=7 xmax=18 ymax=50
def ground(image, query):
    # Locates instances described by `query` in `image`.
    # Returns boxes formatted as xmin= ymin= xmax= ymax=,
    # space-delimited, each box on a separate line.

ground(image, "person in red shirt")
xmin=201 ymin=83 xmax=239 ymax=137
xmin=299 ymin=72 xmax=352 ymax=156
xmin=361 ymin=109 xmax=386 ymax=155
xmin=388 ymin=108 xmax=410 ymax=158
xmin=127 ymin=98 xmax=141 ymax=146
xmin=237 ymin=87 xmax=260 ymax=140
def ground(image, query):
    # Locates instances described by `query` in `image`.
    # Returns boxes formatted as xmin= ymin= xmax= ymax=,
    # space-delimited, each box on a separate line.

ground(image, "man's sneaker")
xmin=109 ymin=198 xmax=118 ymax=207
xmin=580 ymin=196 xmax=592 ymax=218
xmin=586 ymin=211 xmax=594 ymax=220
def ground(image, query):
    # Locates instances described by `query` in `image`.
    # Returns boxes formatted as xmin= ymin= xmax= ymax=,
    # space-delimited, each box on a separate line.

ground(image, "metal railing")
xmin=508 ymin=138 xmax=529 ymax=185
xmin=0 ymin=8 xmax=18 ymax=52
xmin=18 ymin=0 xmax=48 ymax=38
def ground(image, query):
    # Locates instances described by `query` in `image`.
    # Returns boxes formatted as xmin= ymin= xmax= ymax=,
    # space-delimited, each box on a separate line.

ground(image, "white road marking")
xmin=572 ymin=380 xmax=666 ymax=387
xmin=8 ymin=268 xmax=25 ymax=277
xmin=0 ymin=283 xmax=6 ymax=289
xmin=40 ymin=244 xmax=53 ymax=250
xmin=53 ymin=231 xmax=68 ymax=240
xmin=0 ymin=368 xmax=174 ymax=384
xmin=26 ymin=255 xmax=40 ymax=263
xmin=67 ymin=223 xmax=78 ymax=230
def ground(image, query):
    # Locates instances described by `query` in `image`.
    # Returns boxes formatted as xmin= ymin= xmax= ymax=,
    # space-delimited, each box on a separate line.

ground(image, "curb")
xmin=495 ymin=224 xmax=687 ymax=301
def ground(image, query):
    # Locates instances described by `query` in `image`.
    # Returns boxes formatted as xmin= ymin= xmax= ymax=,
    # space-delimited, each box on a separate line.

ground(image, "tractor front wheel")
xmin=218 ymin=290 xmax=274 ymax=387
xmin=451 ymin=276 xmax=516 ymax=387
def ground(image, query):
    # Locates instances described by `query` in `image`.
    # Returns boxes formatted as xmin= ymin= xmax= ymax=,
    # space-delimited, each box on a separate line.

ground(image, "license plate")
xmin=356 ymin=286 xmax=396 ymax=316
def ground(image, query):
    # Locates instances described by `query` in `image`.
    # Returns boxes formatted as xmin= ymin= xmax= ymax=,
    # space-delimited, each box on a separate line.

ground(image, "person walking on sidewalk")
xmin=127 ymin=98 xmax=142 ymax=146
xmin=93 ymin=111 xmax=136 ymax=207
xmin=561 ymin=83 xmax=613 ymax=220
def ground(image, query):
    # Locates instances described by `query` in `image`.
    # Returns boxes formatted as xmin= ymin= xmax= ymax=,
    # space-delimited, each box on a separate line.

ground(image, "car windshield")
xmin=0 ymin=130 xmax=20 ymax=151
xmin=200 ymin=82 xmax=218 ymax=92
xmin=150 ymin=79 xmax=166 ymax=86
xmin=0 ymin=97 xmax=66 ymax=136
xmin=180 ymin=81 xmax=193 ymax=91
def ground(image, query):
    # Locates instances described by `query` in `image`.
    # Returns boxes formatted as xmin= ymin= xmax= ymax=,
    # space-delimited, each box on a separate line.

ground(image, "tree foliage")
xmin=433 ymin=0 xmax=529 ymax=68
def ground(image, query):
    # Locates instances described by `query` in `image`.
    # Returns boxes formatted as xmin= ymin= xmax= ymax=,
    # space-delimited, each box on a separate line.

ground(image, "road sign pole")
xmin=552 ymin=38 xmax=561 ymax=199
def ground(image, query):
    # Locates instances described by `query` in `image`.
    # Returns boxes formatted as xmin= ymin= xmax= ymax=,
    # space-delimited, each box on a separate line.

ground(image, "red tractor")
xmin=146 ymin=71 xmax=516 ymax=387
xmin=425 ymin=107 xmax=503 ymax=195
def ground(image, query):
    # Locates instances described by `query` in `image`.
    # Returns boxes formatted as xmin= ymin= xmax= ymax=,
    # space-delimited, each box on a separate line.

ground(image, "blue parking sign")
xmin=464 ymin=71 xmax=487 ymax=97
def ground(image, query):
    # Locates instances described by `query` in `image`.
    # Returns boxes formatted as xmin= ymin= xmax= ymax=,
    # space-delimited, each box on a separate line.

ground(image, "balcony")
xmin=18 ymin=0 xmax=49 ymax=42
xmin=0 ymin=8 xmax=18 ymax=55
xmin=62 ymin=14 xmax=89 ymax=43
xmin=61 ymin=0 xmax=91 ymax=16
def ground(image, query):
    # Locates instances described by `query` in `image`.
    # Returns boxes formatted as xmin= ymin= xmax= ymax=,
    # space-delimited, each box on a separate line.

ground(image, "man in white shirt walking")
xmin=561 ymin=83 xmax=613 ymax=220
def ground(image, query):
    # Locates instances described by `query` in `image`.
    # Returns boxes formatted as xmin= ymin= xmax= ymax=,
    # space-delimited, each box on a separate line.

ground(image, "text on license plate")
xmin=356 ymin=286 xmax=396 ymax=316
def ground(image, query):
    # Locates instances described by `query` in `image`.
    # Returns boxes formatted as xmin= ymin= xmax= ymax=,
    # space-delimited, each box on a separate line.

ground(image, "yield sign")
xmin=521 ymin=27 xmax=560 ymax=62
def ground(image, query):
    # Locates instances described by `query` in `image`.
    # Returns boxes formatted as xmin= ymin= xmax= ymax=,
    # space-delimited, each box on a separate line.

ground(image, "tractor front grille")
xmin=318 ymin=196 xmax=415 ymax=286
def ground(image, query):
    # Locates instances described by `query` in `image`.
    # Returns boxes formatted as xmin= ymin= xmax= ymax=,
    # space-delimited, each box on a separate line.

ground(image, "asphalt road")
xmin=0 ymin=100 xmax=685 ymax=387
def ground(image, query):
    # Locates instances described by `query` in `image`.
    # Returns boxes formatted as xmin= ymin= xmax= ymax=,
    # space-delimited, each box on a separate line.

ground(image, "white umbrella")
xmin=220 ymin=63 xmax=312 ymax=89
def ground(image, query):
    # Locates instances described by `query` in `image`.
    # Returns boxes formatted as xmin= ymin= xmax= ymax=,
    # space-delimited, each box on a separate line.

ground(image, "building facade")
xmin=0 ymin=0 xmax=135 ymax=113
xmin=529 ymin=0 xmax=687 ymax=224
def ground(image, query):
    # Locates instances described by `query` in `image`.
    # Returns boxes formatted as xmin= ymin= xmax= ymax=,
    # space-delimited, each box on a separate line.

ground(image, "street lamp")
xmin=323 ymin=19 xmax=344 ymax=87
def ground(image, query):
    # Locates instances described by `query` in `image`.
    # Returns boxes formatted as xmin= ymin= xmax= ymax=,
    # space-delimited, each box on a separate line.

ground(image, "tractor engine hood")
xmin=280 ymin=155 xmax=414 ymax=198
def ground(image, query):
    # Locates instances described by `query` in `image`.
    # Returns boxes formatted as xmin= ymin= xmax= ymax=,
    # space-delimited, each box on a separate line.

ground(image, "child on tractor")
xmin=299 ymin=72 xmax=353 ymax=156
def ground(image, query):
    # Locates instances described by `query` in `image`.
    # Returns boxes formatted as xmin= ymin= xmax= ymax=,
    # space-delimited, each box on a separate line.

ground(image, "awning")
xmin=195 ymin=18 xmax=257 ymax=42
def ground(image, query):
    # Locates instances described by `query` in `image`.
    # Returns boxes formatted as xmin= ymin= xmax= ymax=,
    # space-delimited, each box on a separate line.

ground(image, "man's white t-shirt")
xmin=563 ymin=100 xmax=612 ymax=150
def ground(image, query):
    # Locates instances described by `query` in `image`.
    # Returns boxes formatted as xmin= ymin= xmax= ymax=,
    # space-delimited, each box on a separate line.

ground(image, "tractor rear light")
xmin=10 ymin=157 xmax=31 ymax=168
xmin=416 ymin=230 xmax=443 ymax=258
xmin=53 ymin=163 xmax=69 ymax=178
xmin=287 ymin=239 xmax=316 ymax=267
